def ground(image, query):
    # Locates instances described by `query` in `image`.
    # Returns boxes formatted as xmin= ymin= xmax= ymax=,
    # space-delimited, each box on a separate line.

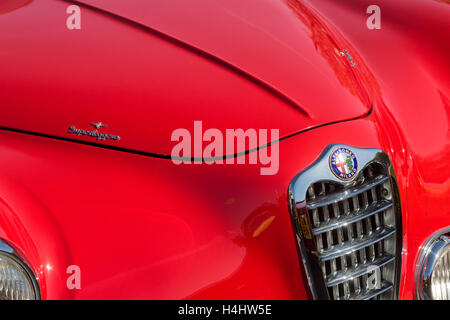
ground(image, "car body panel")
xmin=0 ymin=0 xmax=371 ymax=156
xmin=308 ymin=0 xmax=450 ymax=298
xmin=0 ymin=0 xmax=448 ymax=300
xmin=0 ymin=106 xmax=448 ymax=299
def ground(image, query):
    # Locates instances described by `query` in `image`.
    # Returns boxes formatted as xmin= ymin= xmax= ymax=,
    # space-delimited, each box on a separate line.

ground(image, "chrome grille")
xmin=288 ymin=145 xmax=402 ymax=300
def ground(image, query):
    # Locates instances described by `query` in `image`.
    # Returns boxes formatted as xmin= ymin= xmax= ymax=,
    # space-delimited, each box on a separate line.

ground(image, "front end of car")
xmin=0 ymin=0 xmax=449 ymax=301
xmin=0 ymin=106 xmax=448 ymax=300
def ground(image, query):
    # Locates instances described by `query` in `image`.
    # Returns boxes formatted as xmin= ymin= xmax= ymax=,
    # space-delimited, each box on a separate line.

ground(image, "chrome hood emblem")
xmin=329 ymin=147 xmax=358 ymax=180
xmin=90 ymin=122 xmax=108 ymax=129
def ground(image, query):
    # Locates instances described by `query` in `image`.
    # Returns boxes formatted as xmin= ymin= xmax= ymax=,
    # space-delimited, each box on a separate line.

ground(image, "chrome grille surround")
xmin=288 ymin=144 xmax=402 ymax=300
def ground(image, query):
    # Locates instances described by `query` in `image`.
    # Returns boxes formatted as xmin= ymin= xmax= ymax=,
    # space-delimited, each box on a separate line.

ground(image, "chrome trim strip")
xmin=307 ymin=175 xmax=389 ymax=210
xmin=326 ymin=255 xmax=395 ymax=287
xmin=351 ymin=281 xmax=393 ymax=300
xmin=319 ymin=227 xmax=396 ymax=261
xmin=312 ymin=200 xmax=392 ymax=235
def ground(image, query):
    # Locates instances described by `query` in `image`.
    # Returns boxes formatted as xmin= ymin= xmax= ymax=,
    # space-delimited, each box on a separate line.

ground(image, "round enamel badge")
xmin=329 ymin=147 xmax=358 ymax=180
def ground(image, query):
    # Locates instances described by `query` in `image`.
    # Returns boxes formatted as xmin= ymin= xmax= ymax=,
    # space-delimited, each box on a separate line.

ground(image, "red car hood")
xmin=0 ymin=0 xmax=370 ymax=156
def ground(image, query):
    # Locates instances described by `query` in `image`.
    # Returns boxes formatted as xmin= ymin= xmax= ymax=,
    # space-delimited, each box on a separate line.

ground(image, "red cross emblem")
xmin=335 ymin=153 xmax=348 ymax=174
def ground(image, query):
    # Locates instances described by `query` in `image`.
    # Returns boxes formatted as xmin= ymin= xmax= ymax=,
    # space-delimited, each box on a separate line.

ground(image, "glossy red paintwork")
xmin=0 ymin=0 xmax=448 ymax=299
xmin=0 ymin=0 xmax=371 ymax=155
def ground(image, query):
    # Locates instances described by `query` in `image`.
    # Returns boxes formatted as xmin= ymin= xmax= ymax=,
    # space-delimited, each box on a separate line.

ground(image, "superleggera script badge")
xmin=68 ymin=122 xmax=120 ymax=141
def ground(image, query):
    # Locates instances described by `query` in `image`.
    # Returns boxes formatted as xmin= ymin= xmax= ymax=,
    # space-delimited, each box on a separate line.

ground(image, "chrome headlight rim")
xmin=0 ymin=239 xmax=41 ymax=300
xmin=415 ymin=227 xmax=450 ymax=300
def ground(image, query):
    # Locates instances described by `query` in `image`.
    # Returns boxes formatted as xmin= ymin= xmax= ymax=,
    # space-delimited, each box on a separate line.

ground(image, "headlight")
xmin=416 ymin=231 xmax=450 ymax=300
xmin=0 ymin=240 xmax=40 ymax=300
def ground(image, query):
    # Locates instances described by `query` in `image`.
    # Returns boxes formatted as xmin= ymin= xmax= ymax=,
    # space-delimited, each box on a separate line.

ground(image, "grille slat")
xmin=312 ymin=201 xmax=392 ymax=235
xmin=350 ymin=281 xmax=393 ymax=300
xmin=326 ymin=255 xmax=395 ymax=287
xmin=307 ymin=175 xmax=389 ymax=210
xmin=319 ymin=227 xmax=396 ymax=261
